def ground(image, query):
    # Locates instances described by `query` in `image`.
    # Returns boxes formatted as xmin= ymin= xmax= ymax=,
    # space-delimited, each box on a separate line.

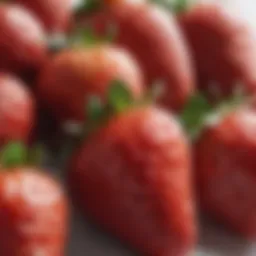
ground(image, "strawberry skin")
xmin=180 ymin=2 xmax=256 ymax=100
xmin=0 ymin=4 xmax=47 ymax=74
xmin=80 ymin=2 xmax=195 ymax=111
xmin=196 ymin=106 xmax=256 ymax=239
xmin=69 ymin=106 xmax=197 ymax=256
xmin=37 ymin=45 xmax=144 ymax=122
xmin=0 ymin=73 xmax=34 ymax=146
xmin=0 ymin=167 xmax=68 ymax=255
xmin=15 ymin=0 xmax=73 ymax=33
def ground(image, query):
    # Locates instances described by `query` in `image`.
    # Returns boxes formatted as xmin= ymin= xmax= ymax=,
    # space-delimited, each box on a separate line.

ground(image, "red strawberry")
xmin=179 ymin=2 xmax=256 ymax=100
xmin=0 ymin=142 xmax=68 ymax=256
xmin=37 ymin=45 xmax=144 ymax=122
xmin=0 ymin=168 xmax=68 ymax=255
xmin=195 ymin=104 xmax=256 ymax=239
xmin=0 ymin=73 xmax=34 ymax=146
xmin=15 ymin=0 xmax=73 ymax=33
xmin=79 ymin=1 xmax=195 ymax=111
xmin=0 ymin=3 xmax=47 ymax=74
xmin=69 ymin=105 xmax=197 ymax=256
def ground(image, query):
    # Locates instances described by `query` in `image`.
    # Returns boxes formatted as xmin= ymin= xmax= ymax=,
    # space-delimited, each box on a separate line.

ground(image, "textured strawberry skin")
xmin=180 ymin=3 xmax=256 ymax=100
xmin=15 ymin=0 xmax=73 ymax=33
xmin=0 ymin=73 xmax=34 ymax=146
xmin=37 ymin=45 xmax=144 ymax=121
xmin=0 ymin=4 xmax=47 ymax=74
xmin=69 ymin=106 xmax=197 ymax=256
xmin=80 ymin=2 xmax=195 ymax=111
xmin=196 ymin=107 xmax=256 ymax=239
xmin=0 ymin=168 xmax=68 ymax=256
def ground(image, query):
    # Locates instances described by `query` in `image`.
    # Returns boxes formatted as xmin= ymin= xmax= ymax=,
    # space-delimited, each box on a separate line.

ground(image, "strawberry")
xmin=0 ymin=142 xmax=68 ymax=255
xmin=78 ymin=1 xmax=195 ymax=111
xmin=15 ymin=0 xmax=73 ymax=33
xmin=195 ymin=103 xmax=256 ymax=239
xmin=37 ymin=44 xmax=144 ymax=122
xmin=0 ymin=3 xmax=47 ymax=74
xmin=68 ymin=91 xmax=197 ymax=255
xmin=0 ymin=73 xmax=34 ymax=146
xmin=179 ymin=1 xmax=256 ymax=101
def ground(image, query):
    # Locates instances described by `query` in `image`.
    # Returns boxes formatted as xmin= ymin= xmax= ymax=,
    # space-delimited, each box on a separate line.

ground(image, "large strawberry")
xmin=37 ymin=44 xmax=144 ymax=122
xmin=195 ymin=101 xmax=256 ymax=239
xmin=15 ymin=0 xmax=73 ymax=33
xmin=0 ymin=73 xmax=34 ymax=146
xmin=0 ymin=142 xmax=68 ymax=255
xmin=0 ymin=3 xmax=47 ymax=74
xmin=77 ymin=0 xmax=195 ymax=111
xmin=179 ymin=1 xmax=256 ymax=101
xmin=68 ymin=84 xmax=197 ymax=256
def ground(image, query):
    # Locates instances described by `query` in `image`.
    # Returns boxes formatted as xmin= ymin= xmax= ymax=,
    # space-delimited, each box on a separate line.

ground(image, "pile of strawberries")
xmin=1 ymin=0 xmax=256 ymax=255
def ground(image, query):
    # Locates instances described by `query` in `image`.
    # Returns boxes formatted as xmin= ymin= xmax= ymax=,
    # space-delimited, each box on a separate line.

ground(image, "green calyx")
xmin=75 ymin=0 xmax=104 ymax=16
xmin=68 ymin=23 xmax=118 ymax=48
xmin=179 ymin=92 xmax=213 ymax=140
xmin=0 ymin=142 xmax=43 ymax=169
xmin=83 ymin=80 xmax=134 ymax=137
xmin=81 ymin=79 xmax=162 ymax=137
xmin=179 ymin=88 xmax=249 ymax=140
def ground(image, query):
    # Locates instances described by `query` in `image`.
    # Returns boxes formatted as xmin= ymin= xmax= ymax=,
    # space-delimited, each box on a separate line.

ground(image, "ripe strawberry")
xmin=179 ymin=2 xmax=256 ymax=100
xmin=195 ymin=104 xmax=256 ymax=239
xmin=15 ymin=0 xmax=73 ymax=33
xmin=0 ymin=167 xmax=68 ymax=255
xmin=79 ymin=1 xmax=195 ymax=111
xmin=0 ymin=142 xmax=68 ymax=256
xmin=69 ymin=105 xmax=197 ymax=256
xmin=0 ymin=73 xmax=34 ymax=146
xmin=37 ymin=45 xmax=144 ymax=122
xmin=0 ymin=3 xmax=47 ymax=74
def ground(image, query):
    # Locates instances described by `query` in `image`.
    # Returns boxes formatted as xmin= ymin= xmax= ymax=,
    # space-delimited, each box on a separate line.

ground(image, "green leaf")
xmin=107 ymin=80 xmax=134 ymax=112
xmin=180 ymin=93 xmax=213 ymax=139
xmin=151 ymin=0 xmax=191 ymax=13
xmin=87 ymin=96 xmax=105 ymax=122
xmin=172 ymin=0 xmax=189 ymax=13
xmin=0 ymin=142 xmax=27 ymax=168
xmin=75 ymin=0 xmax=103 ymax=15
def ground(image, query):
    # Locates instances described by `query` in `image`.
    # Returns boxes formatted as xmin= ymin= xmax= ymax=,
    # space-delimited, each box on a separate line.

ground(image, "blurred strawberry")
xmin=77 ymin=0 xmax=195 ymax=111
xmin=179 ymin=1 xmax=256 ymax=101
xmin=195 ymin=102 xmax=256 ymax=239
xmin=0 ymin=3 xmax=47 ymax=74
xmin=0 ymin=73 xmax=34 ymax=146
xmin=37 ymin=44 xmax=144 ymax=122
xmin=68 ymin=84 xmax=197 ymax=255
xmin=15 ymin=0 xmax=73 ymax=33
xmin=0 ymin=142 xmax=68 ymax=255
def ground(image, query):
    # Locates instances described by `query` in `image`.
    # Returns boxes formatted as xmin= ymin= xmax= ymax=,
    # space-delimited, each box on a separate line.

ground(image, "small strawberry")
xmin=68 ymin=83 xmax=197 ymax=256
xmin=37 ymin=43 xmax=144 ymax=122
xmin=194 ymin=96 xmax=256 ymax=239
xmin=178 ymin=1 xmax=256 ymax=101
xmin=0 ymin=142 xmax=68 ymax=255
xmin=0 ymin=73 xmax=34 ymax=146
xmin=76 ymin=0 xmax=195 ymax=111
xmin=0 ymin=3 xmax=47 ymax=74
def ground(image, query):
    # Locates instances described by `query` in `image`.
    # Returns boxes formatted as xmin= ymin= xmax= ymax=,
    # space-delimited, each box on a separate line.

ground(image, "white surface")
xmin=66 ymin=0 xmax=256 ymax=255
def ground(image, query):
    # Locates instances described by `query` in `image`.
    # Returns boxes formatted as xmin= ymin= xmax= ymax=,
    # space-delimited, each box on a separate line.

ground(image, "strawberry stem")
xmin=151 ymin=0 xmax=191 ymax=13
